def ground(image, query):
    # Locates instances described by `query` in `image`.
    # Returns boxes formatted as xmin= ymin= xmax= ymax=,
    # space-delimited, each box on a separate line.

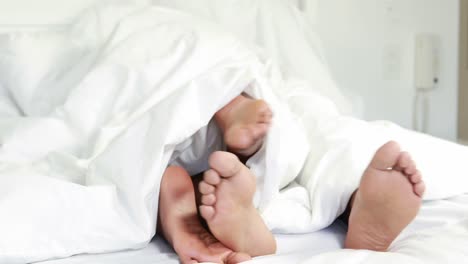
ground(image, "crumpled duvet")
xmin=0 ymin=4 xmax=308 ymax=263
xmin=1 ymin=3 xmax=468 ymax=264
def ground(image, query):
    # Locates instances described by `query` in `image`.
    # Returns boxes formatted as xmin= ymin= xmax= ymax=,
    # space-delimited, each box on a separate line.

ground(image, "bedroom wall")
xmin=311 ymin=0 xmax=460 ymax=141
xmin=459 ymin=0 xmax=468 ymax=143
xmin=0 ymin=0 xmax=150 ymax=29
xmin=0 ymin=0 xmax=460 ymax=141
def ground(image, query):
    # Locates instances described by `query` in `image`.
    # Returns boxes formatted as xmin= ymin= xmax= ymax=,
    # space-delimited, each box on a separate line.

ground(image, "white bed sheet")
xmin=38 ymin=194 xmax=468 ymax=264
xmin=38 ymin=222 xmax=346 ymax=264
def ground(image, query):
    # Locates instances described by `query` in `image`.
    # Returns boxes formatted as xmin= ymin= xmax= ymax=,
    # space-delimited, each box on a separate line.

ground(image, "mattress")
xmin=38 ymin=194 xmax=468 ymax=264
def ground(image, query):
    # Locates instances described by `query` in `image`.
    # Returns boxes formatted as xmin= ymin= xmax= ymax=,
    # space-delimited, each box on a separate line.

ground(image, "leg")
xmin=157 ymin=166 xmax=251 ymax=264
xmin=197 ymin=152 xmax=276 ymax=256
xmin=344 ymin=141 xmax=426 ymax=251
xmin=215 ymin=94 xmax=272 ymax=159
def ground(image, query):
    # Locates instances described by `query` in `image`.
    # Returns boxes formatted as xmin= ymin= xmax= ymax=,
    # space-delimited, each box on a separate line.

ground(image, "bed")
xmin=1 ymin=1 xmax=467 ymax=264
xmin=34 ymin=194 xmax=468 ymax=263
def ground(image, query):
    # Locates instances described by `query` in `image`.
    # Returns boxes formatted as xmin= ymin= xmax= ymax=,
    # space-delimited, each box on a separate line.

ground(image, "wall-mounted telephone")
xmin=413 ymin=34 xmax=439 ymax=133
xmin=414 ymin=34 xmax=439 ymax=90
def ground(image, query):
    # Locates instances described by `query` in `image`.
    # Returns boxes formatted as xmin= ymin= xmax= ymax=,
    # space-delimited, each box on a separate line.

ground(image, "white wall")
xmin=0 ymin=0 xmax=460 ymax=140
xmin=313 ymin=0 xmax=459 ymax=141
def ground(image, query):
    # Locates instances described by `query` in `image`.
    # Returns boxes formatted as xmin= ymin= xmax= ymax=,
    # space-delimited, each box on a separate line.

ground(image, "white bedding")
xmin=152 ymin=0 xmax=357 ymax=116
xmin=0 ymin=4 xmax=310 ymax=263
xmin=38 ymin=194 xmax=468 ymax=264
xmin=0 ymin=2 xmax=467 ymax=264
xmin=38 ymin=222 xmax=346 ymax=264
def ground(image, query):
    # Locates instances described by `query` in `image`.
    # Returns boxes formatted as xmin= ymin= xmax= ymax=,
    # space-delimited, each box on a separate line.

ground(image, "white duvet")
xmin=0 ymin=4 xmax=309 ymax=263
xmin=0 ymin=3 xmax=468 ymax=264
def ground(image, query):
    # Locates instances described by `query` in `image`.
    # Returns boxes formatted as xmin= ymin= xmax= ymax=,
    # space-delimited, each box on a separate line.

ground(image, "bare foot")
xmin=158 ymin=166 xmax=251 ymax=264
xmin=215 ymin=95 xmax=272 ymax=158
xmin=345 ymin=141 xmax=425 ymax=251
xmin=198 ymin=151 xmax=276 ymax=256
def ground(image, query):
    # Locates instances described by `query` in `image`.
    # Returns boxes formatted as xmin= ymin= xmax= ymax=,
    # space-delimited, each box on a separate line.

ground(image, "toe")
xmin=204 ymin=169 xmax=221 ymax=185
xmin=414 ymin=181 xmax=426 ymax=197
xmin=396 ymin=152 xmax=418 ymax=175
xmin=199 ymin=181 xmax=215 ymax=195
xmin=255 ymin=100 xmax=273 ymax=123
xmin=259 ymin=110 xmax=273 ymax=124
xmin=249 ymin=124 xmax=268 ymax=140
xmin=201 ymin=194 xmax=216 ymax=206
xmin=396 ymin=152 xmax=412 ymax=169
xmin=209 ymin=151 xmax=242 ymax=178
xmin=409 ymin=172 xmax=422 ymax=184
xmin=199 ymin=205 xmax=216 ymax=221
xmin=255 ymin=100 xmax=270 ymax=113
xmin=369 ymin=141 xmax=402 ymax=170
xmin=257 ymin=123 xmax=270 ymax=135
xmin=404 ymin=164 xmax=417 ymax=176
xmin=248 ymin=126 xmax=262 ymax=139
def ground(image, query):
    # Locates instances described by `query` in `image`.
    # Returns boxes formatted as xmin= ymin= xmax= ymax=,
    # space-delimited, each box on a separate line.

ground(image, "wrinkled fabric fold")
xmin=0 ymin=5 xmax=308 ymax=263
